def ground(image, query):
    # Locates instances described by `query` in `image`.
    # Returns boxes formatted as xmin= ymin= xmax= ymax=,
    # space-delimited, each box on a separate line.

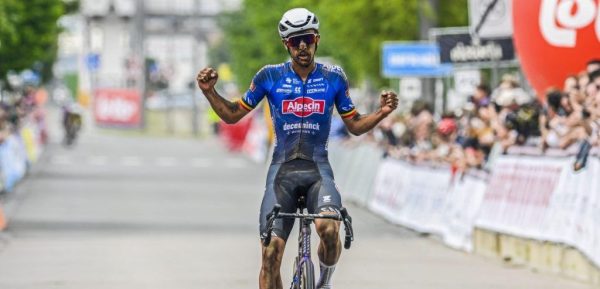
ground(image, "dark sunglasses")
xmin=285 ymin=33 xmax=318 ymax=48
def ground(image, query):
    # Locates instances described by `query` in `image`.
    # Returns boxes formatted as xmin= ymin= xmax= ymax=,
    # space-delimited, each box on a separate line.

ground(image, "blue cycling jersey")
xmin=240 ymin=62 xmax=357 ymax=163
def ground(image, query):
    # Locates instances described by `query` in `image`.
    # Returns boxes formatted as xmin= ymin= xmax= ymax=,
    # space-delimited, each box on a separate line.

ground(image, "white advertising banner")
xmin=369 ymin=159 xmax=486 ymax=251
xmin=369 ymin=160 xmax=410 ymax=226
xmin=475 ymin=155 xmax=600 ymax=267
xmin=474 ymin=156 xmax=563 ymax=240
xmin=330 ymin=141 xmax=600 ymax=263
xmin=442 ymin=173 xmax=487 ymax=252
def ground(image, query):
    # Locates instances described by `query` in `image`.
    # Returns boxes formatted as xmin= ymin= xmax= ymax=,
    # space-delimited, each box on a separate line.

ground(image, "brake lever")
xmin=262 ymin=204 xmax=282 ymax=247
xmin=340 ymin=207 xmax=354 ymax=249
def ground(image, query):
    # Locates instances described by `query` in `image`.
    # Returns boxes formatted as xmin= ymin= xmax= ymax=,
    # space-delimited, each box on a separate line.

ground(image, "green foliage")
xmin=63 ymin=0 xmax=80 ymax=14
xmin=438 ymin=0 xmax=469 ymax=27
xmin=220 ymin=0 xmax=468 ymax=90
xmin=220 ymin=0 xmax=296 ymax=89
xmin=0 ymin=0 xmax=68 ymax=83
xmin=0 ymin=0 xmax=19 ymax=53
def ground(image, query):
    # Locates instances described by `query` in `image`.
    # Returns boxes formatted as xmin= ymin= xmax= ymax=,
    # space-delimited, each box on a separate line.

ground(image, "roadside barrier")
xmin=328 ymin=141 xmax=600 ymax=284
xmin=329 ymin=141 xmax=383 ymax=205
xmin=0 ymin=206 xmax=6 ymax=231
xmin=0 ymin=115 xmax=47 ymax=231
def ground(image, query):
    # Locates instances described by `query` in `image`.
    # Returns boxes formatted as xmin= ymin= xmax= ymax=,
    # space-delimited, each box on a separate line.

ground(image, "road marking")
xmin=49 ymin=155 xmax=250 ymax=168
xmin=120 ymin=156 xmax=142 ymax=167
xmin=88 ymin=156 xmax=108 ymax=166
xmin=224 ymin=158 xmax=247 ymax=168
xmin=190 ymin=158 xmax=212 ymax=168
xmin=156 ymin=157 xmax=178 ymax=167
xmin=50 ymin=156 xmax=72 ymax=165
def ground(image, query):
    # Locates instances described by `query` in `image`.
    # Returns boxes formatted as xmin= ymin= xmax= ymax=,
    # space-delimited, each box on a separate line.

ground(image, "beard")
xmin=292 ymin=51 xmax=314 ymax=68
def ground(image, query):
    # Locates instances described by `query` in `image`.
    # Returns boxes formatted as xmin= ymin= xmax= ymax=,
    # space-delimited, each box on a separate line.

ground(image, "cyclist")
xmin=62 ymin=101 xmax=83 ymax=146
xmin=197 ymin=8 xmax=398 ymax=289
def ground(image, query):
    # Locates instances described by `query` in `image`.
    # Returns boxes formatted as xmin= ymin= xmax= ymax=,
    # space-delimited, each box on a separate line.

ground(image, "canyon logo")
xmin=282 ymin=97 xmax=325 ymax=117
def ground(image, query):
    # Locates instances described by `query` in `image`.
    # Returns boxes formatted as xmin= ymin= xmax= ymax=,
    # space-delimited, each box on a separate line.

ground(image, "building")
xmin=78 ymin=0 xmax=241 ymax=94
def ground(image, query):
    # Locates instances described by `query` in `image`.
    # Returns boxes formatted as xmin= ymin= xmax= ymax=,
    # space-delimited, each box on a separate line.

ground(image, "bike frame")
xmin=262 ymin=203 xmax=354 ymax=289
xmin=293 ymin=217 xmax=313 ymax=286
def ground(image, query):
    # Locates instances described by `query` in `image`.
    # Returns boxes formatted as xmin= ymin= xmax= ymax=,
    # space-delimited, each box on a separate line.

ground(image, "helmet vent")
xmin=285 ymin=18 xmax=311 ymax=28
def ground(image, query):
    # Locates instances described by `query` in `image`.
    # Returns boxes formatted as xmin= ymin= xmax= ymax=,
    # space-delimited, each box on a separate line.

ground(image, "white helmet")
xmin=278 ymin=8 xmax=319 ymax=39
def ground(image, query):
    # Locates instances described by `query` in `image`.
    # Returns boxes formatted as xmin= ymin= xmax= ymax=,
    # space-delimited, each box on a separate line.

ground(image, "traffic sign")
xmin=469 ymin=0 xmax=513 ymax=38
xmin=381 ymin=43 xmax=451 ymax=77
xmin=86 ymin=53 xmax=101 ymax=71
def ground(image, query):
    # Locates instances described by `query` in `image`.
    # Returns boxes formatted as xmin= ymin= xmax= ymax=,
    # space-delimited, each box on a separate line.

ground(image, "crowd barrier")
xmin=329 ymin=142 xmax=382 ymax=205
xmin=328 ymin=141 xmax=600 ymax=284
xmin=0 ymin=115 xmax=47 ymax=231
xmin=0 ymin=118 xmax=45 ymax=193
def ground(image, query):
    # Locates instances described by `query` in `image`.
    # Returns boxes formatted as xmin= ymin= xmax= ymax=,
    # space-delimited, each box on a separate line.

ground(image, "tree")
xmin=220 ymin=0 xmax=468 ymax=90
xmin=220 ymin=0 xmax=296 ymax=89
xmin=0 ymin=0 xmax=72 ymax=83
xmin=0 ymin=0 xmax=19 ymax=59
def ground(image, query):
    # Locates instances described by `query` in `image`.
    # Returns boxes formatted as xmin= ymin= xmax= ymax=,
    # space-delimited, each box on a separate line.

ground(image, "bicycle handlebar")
xmin=261 ymin=204 xmax=355 ymax=249
xmin=276 ymin=212 xmax=342 ymax=220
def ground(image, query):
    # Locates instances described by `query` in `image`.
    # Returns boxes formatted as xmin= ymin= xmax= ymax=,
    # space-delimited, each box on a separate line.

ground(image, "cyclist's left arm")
xmin=342 ymin=108 xmax=389 ymax=136
xmin=334 ymin=71 xmax=398 ymax=136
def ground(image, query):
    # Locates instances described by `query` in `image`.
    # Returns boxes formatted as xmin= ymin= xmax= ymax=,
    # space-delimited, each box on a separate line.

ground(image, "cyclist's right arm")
xmin=202 ymin=88 xmax=250 ymax=124
xmin=197 ymin=66 xmax=268 ymax=124
xmin=197 ymin=67 xmax=249 ymax=124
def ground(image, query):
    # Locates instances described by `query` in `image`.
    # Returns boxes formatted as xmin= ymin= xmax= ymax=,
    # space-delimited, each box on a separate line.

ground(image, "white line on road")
xmin=155 ymin=157 xmax=178 ymax=167
xmin=120 ymin=156 xmax=142 ymax=167
xmin=224 ymin=158 xmax=247 ymax=169
xmin=50 ymin=155 xmax=72 ymax=165
xmin=190 ymin=158 xmax=212 ymax=168
xmin=88 ymin=156 xmax=108 ymax=166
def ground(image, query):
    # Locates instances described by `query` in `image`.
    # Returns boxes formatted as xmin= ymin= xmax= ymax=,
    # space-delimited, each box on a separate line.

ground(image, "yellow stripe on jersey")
xmin=238 ymin=99 xmax=253 ymax=111
xmin=340 ymin=108 xmax=357 ymax=119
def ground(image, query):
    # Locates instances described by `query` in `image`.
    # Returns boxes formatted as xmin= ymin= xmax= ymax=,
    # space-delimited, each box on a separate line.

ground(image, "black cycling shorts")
xmin=259 ymin=159 xmax=342 ymax=242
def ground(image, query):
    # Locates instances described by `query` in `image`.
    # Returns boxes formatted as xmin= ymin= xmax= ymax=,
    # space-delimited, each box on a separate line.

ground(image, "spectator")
xmin=430 ymin=115 xmax=465 ymax=169
xmin=540 ymin=89 xmax=587 ymax=150
xmin=469 ymin=84 xmax=491 ymax=108
xmin=351 ymin=60 xmax=600 ymax=173
xmin=406 ymin=100 xmax=434 ymax=162
xmin=574 ymin=68 xmax=600 ymax=170
xmin=465 ymin=106 xmax=495 ymax=167
xmin=0 ymin=106 xmax=10 ymax=143
xmin=586 ymin=59 xmax=600 ymax=74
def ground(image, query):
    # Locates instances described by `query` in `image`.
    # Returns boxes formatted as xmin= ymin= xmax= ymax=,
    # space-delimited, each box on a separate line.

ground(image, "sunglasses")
xmin=285 ymin=33 xmax=318 ymax=48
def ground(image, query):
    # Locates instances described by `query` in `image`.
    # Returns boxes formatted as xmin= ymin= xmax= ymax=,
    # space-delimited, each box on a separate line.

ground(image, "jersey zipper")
xmin=298 ymin=78 xmax=306 ymax=158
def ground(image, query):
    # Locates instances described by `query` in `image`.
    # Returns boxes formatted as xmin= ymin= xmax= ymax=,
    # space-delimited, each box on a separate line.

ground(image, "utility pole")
xmin=135 ymin=0 xmax=146 ymax=130
xmin=419 ymin=0 xmax=438 ymax=41
xmin=191 ymin=0 xmax=200 ymax=137
xmin=419 ymin=0 xmax=440 ymax=112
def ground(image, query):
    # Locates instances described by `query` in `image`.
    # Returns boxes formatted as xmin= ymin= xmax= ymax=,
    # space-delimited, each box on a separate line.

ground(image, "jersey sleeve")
xmin=240 ymin=67 xmax=269 ymax=111
xmin=333 ymin=67 xmax=357 ymax=119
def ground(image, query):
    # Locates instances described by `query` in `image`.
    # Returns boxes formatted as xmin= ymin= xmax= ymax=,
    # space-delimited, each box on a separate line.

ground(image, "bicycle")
xmin=262 ymin=197 xmax=354 ymax=289
xmin=63 ymin=112 xmax=82 ymax=146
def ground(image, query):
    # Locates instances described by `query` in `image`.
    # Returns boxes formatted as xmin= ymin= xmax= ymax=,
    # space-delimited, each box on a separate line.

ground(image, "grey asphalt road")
xmin=0 ymin=124 xmax=591 ymax=289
